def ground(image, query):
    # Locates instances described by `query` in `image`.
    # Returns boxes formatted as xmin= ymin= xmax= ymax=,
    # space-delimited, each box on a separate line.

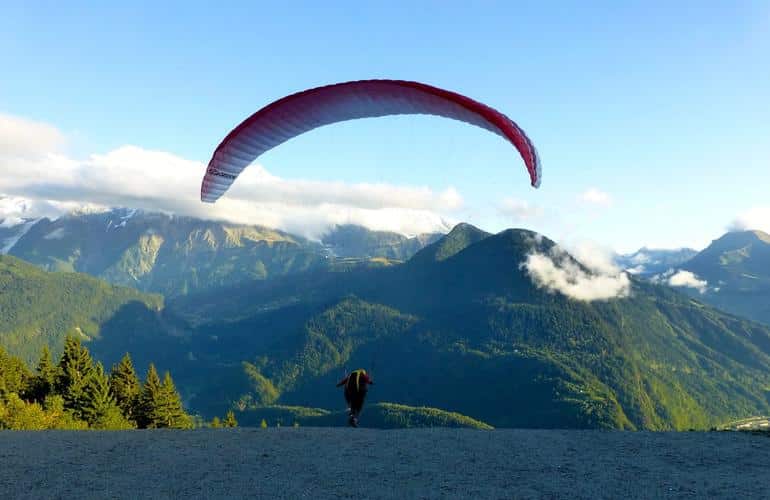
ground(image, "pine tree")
xmin=223 ymin=410 xmax=238 ymax=428
xmin=82 ymin=363 xmax=132 ymax=429
xmin=157 ymin=371 xmax=191 ymax=429
xmin=260 ymin=418 xmax=268 ymax=429
xmin=210 ymin=416 xmax=222 ymax=428
xmin=138 ymin=366 xmax=190 ymax=429
xmin=55 ymin=336 xmax=78 ymax=392
xmin=109 ymin=353 xmax=140 ymax=422
xmin=25 ymin=346 xmax=57 ymax=403
xmin=55 ymin=336 xmax=95 ymax=420
xmin=136 ymin=363 xmax=162 ymax=428
xmin=38 ymin=345 xmax=57 ymax=390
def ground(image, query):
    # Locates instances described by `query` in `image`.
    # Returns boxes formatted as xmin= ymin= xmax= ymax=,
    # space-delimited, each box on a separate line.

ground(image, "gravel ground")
xmin=0 ymin=428 xmax=768 ymax=499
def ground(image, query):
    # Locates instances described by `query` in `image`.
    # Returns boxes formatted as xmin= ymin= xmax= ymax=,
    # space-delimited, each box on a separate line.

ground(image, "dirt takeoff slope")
xmin=1 ymin=428 xmax=768 ymax=499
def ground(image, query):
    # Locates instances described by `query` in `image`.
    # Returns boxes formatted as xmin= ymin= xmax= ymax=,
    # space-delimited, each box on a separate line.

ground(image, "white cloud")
xmin=0 ymin=113 xmax=64 ymax=159
xmin=520 ymin=243 xmax=631 ymax=302
xmin=498 ymin=197 xmax=543 ymax=222
xmin=666 ymin=270 xmax=708 ymax=294
xmin=729 ymin=207 xmax=770 ymax=234
xmin=228 ymin=162 xmax=463 ymax=212
xmin=0 ymin=114 xmax=462 ymax=238
xmin=439 ymin=187 xmax=463 ymax=211
xmin=579 ymin=187 xmax=612 ymax=207
xmin=564 ymin=240 xmax=622 ymax=276
xmin=0 ymin=196 xmax=96 ymax=227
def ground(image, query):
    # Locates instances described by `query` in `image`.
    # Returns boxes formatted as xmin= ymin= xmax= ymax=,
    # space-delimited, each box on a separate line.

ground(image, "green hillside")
xmin=0 ymin=254 xmax=187 ymax=373
xmin=408 ymin=222 xmax=490 ymax=265
xmin=235 ymin=403 xmax=493 ymax=429
xmin=171 ymin=226 xmax=770 ymax=430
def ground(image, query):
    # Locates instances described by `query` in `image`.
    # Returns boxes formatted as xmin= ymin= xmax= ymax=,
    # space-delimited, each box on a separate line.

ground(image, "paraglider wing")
xmin=201 ymin=79 xmax=541 ymax=203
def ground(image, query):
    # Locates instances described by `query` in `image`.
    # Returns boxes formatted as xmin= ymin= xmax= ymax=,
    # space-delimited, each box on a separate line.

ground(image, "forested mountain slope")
xmin=171 ymin=225 xmax=770 ymax=429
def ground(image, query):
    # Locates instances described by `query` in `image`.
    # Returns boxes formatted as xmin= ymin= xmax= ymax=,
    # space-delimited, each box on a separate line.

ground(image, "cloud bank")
xmin=0 ymin=114 xmax=462 ymax=238
xmin=653 ymin=269 xmax=709 ymax=294
xmin=729 ymin=207 xmax=770 ymax=235
xmin=0 ymin=113 xmax=65 ymax=159
xmin=667 ymin=270 xmax=708 ymax=293
xmin=579 ymin=187 xmax=612 ymax=207
xmin=521 ymin=241 xmax=631 ymax=302
xmin=0 ymin=196 xmax=104 ymax=227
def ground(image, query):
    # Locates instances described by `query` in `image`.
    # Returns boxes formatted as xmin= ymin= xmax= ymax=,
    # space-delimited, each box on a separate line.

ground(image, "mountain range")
xmin=616 ymin=232 xmax=770 ymax=328
xmin=167 ymin=224 xmax=770 ymax=430
xmin=320 ymin=224 xmax=443 ymax=260
xmin=616 ymin=247 xmax=698 ymax=276
xmin=1 ymin=209 xmax=441 ymax=297
xmin=3 ymin=206 xmax=770 ymax=429
xmin=676 ymin=230 xmax=770 ymax=326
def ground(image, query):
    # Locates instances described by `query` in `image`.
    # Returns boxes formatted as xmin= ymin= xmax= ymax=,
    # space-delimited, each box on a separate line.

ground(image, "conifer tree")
xmin=37 ymin=345 xmax=57 ymax=391
xmin=55 ymin=336 xmax=95 ymax=419
xmin=138 ymin=365 xmax=190 ymax=429
xmin=223 ymin=410 xmax=238 ymax=428
xmin=25 ymin=346 xmax=57 ymax=403
xmin=82 ymin=363 xmax=132 ymax=429
xmin=210 ymin=416 xmax=222 ymax=428
xmin=137 ymin=363 xmax=162 ymax=428
xmin=260 ymin=418 xmax=268 ymax=429
xmin=109 ymin=353 xmax=140 ymax=422
xmin=157 ymin=371 xmax=191 ymax=429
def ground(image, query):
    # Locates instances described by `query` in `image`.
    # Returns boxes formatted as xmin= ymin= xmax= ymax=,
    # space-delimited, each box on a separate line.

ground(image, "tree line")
xmin=0 ymin=336 xmax=234 ymax=430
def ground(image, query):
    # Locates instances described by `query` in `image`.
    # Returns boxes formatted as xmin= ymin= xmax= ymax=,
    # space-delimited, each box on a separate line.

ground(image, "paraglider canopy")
xmin=201 ymin=79 xmax=541 ymax=203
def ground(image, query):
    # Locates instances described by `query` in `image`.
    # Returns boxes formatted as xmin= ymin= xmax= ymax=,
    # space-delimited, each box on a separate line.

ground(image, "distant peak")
xmin=410 ymin=222 xmax=491 ymax=263
xmin=496 ymin=228 xmax=543 ymax=239
xmin=447 ymin=222 xmax=486 ymax=235
xmin=718 ymin=229 xmax=770 ymax=246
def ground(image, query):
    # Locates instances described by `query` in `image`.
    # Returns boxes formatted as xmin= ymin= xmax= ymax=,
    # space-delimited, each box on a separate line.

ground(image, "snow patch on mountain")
xmin=43 ymin=227 xmax=66 ymax=240
xmin=1 ymin=219 xmax=38 ymax=253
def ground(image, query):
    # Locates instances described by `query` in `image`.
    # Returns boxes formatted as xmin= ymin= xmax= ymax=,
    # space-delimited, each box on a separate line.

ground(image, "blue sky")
xmin=1 ymin=1 xmax=769 ymax=252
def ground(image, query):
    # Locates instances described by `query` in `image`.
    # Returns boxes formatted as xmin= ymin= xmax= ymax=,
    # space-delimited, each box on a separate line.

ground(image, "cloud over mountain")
xmin=667 ymin=270 xmax=709 ymax=294
xmin=0 ymin=114 xmax=460 ymax=238
xmin=729 ymin=207 xmax=770 ymax=234
xmin=651 ymin=269 xmax=709 ymax=294
xmin=521 ymin=240 xmax=631 ymax=302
